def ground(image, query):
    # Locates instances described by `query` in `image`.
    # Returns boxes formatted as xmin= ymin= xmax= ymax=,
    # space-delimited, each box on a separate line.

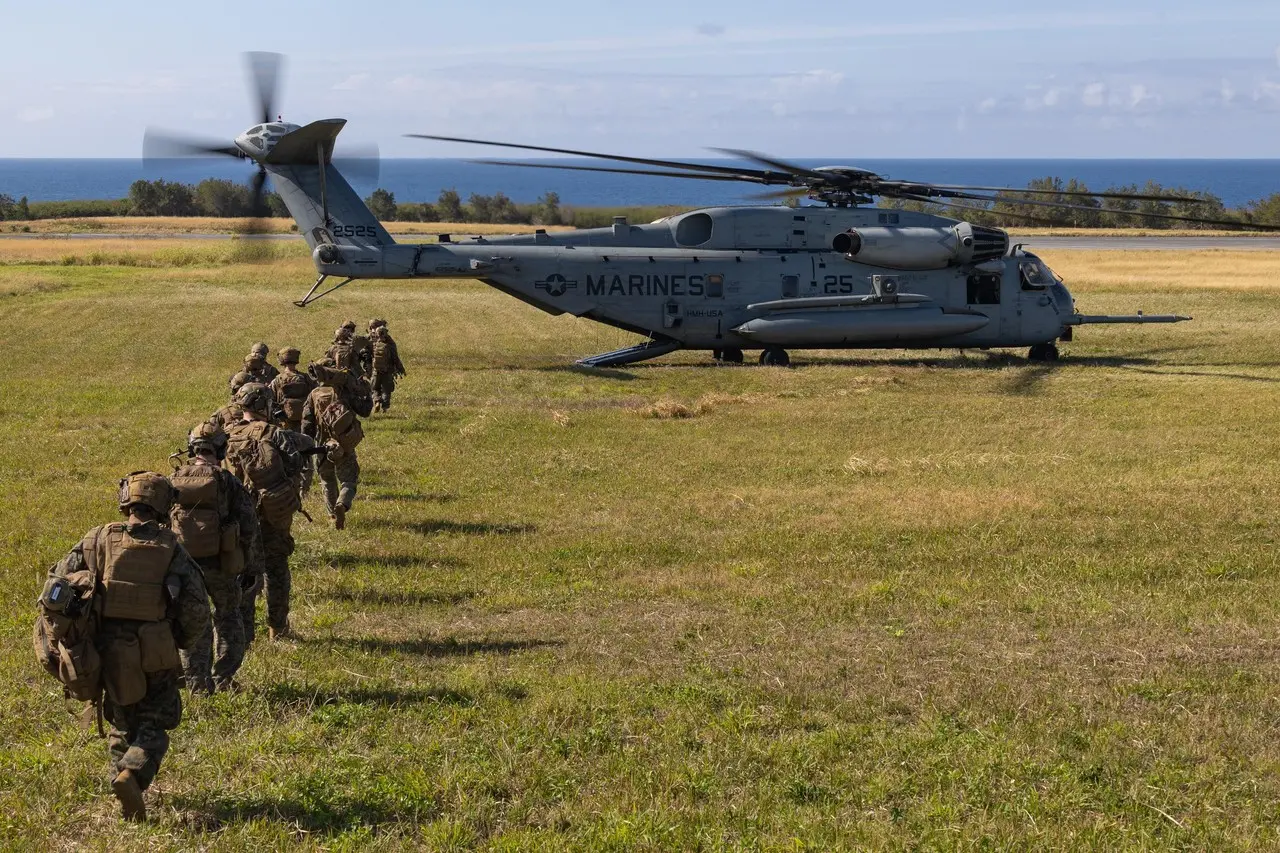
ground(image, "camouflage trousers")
xmin=239 ymin=523 xmax=295 ymax=641
xmin=180 ymin=559 xmax=244 ymax=692
xmin=318 ymin=450 xmax=359 ymax=516
xmin=104 ymin=670 xmax=182 ymax=792
xmin=371 ymin=372 xmax=397 ymax=411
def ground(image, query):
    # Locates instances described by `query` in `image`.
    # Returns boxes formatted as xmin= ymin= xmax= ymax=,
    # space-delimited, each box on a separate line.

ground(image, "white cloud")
xmin=1275 ymin=44 xmax=1280 ymax=67
xmin=333 ymin=73 xmax=370 ymax=92
xmin=18 ymin=106 xmax=54 ymax=123
xmin=1081 ymin=83 xmax=1107 ymax=108
xmin=1128 ymin=83 xmax=1157 ymax=109
xmin=1221 ymin=78 xmax=1236 ymax=104
xmin=1043 ymin=88 xmax=1061 ymax=107
xmin=977 ymin=97 xmax=997 ymax=114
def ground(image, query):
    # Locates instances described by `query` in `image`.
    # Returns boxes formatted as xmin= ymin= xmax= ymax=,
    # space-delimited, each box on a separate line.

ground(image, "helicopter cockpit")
xmin=1017 ymin=253 xmax=1058 ymax=290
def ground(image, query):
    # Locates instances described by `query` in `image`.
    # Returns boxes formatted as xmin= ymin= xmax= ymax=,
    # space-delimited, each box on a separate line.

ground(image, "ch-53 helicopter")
xmin=146 ymin=53 xmax=1277 ymax=368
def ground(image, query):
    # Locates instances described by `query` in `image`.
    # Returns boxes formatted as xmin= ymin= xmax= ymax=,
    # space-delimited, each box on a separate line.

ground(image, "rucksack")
xmin=33 ymin=530 xmax=104 ymax=702
xmin=372 ymin=338 xmax=391 ymax=372
xmin=320 ymin=398 xmax=365 ymax=452
xmin=169 ymin=462 xmax=226 ymax=559
xmin=276 ymin=371 xmax=312 ymax=422
xmin=226 ymin=422 xmax=300 ymax=528
xmin=330 ymin=341 xmax=357 ymax=371
xmin=346 ymin=375 xmax=374 ymax=418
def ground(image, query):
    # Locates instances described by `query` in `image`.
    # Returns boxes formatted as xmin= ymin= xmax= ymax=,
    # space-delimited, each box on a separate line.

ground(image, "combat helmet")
xmin=229 ymin=371 xmax=253 ymax=395
xmin=235 ymin=382 xmax=273 ymax=417
xmin=118 ymin=471 xmax=176 ymax=516
xmin=278 ymin=346 xmax=301 ymax=365
xmin=188 ymin=422 xmax=228 ymax=460
xmin=368 ymin=318 xmax=387 ymax=331
xmin=250 ymin=342 xmax=270 ymax=358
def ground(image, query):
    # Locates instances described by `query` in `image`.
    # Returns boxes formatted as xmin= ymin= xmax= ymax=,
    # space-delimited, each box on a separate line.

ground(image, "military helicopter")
xmin=145 ymin=54 xmax=1277 ymax=368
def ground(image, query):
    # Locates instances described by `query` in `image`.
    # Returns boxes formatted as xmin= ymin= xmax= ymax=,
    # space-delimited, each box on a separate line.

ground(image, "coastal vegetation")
xmin=2 ymin=239 xmax=1280 ymax=846
xmin=4 ymin=176 xmax=1280 ymax=229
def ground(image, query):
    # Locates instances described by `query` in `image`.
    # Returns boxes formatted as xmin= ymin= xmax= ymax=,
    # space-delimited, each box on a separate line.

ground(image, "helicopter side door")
xmin=963 ymin=269 xmax=1011 ymax=343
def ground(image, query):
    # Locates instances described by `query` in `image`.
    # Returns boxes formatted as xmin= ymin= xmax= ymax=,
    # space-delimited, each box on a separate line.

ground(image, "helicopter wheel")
xmin=716 ymin=347 xmax=744 ymax=364
xmin=759 ymin=347 xmax=790 ymax=367
xmin=1028 ymin=343 xmax=1060 ymax=362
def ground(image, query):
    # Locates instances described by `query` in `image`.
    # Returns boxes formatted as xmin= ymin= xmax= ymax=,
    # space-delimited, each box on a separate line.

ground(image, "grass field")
xmin=2 ymin=240 xmax=1280 ymax=849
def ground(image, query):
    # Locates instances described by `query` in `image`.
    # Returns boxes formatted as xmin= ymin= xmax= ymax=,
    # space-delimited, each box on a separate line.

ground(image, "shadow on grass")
xmin=173 ymin=790 xmax=441 ymax=834
xmin=256 ymin=682 xmax=475 ymax=708
xmin=363 ymin=518 xmax=537 ymax=536
xmin=361 ymin=491 xmax=459 ymax=503
xmin=320 ymin=587 xmax=479 ymax=607
xmin=322 ymin=552 xmax=468 ymax=570
xmin=534 ymin=364 xmax=639 ymax=381
xmin=326 ymin=636 xmax=562 ymax=657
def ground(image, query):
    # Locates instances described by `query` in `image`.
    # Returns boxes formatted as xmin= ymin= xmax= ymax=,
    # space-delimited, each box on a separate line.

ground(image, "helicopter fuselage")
xmin=308 ymin=205 xmax=1082 ymax=354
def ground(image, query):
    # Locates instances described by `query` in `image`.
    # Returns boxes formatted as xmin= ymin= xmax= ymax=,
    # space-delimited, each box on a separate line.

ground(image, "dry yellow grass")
xmin=1038 ymin=249 xmax=1280 ymax=292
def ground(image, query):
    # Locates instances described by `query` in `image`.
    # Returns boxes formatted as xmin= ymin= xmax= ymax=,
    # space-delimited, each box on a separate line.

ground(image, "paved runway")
xmin=4 ymin=233 xmax=1280 ymax=250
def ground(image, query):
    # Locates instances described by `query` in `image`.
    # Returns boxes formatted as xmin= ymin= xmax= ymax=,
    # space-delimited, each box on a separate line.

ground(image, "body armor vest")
xmin=92 ymin=523 xmax=175 ymax=622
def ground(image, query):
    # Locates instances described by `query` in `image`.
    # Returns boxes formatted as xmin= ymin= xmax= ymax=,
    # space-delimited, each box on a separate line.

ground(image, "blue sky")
xmin=5 ymin=0 xmax=1280 ymax=158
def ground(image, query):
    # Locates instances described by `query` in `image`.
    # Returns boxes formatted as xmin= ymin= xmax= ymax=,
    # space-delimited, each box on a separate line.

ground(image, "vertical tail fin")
xmin=263 ymin=119 xmax=393 ymax=249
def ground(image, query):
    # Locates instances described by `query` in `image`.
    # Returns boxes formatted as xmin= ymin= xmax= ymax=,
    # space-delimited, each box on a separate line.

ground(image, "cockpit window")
xmin=266 ymin=124 xmax=286 ymax=133
xmin=249 ymin=125 xmax=264 ymax=135
xmin=1020 ymin=260 xmax=1054 ymax=290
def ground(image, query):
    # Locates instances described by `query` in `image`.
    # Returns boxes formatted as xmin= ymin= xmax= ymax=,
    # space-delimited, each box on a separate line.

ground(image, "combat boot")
xmin=269 ymin=623 xmax=293 ymax=641
xmin=112 ymin=769 xmax=146 ymax=821
xmin=333 ymin=504 xmax=345 ymax=530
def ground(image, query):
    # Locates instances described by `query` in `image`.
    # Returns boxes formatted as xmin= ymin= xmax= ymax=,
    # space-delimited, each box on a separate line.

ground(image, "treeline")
xmin=362 ymin=188 xmax=684 ymax=228
xmin=6 ymin=176 xmax=1280 ymax=229
xmin=882 ymin=176 xmax=1280 ymax=229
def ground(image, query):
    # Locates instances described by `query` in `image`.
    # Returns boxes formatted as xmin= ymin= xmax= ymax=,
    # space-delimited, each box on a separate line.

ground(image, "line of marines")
xmin=33 ymin=319 xmax=407 ymax=820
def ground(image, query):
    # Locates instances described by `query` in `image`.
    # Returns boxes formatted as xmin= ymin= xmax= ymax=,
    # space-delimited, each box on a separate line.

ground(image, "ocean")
xmin=2 ymin=158 xmax=1279 ymax=209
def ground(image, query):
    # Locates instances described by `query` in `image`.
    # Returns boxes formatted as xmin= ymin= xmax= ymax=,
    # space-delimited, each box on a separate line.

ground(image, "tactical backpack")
xmin=330 ymin=341 xmax=356 ymax=372
xmin=227 ymin=421 xmax=300 ymax=528
xmin=33 ymin=536 xmax=103 ymax=702
xmin=276 ymin=371 xmax=312 ymax=422
xmin=372 ymin=338 xmax=391 ymax=372
xmin=169 ymin=462 xmax=225 ymax=559
xmin=319 ymin=395 xmax=365 ymax=453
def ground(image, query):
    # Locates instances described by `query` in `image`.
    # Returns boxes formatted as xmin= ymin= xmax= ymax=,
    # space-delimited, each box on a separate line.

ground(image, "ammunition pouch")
xmin=102 ymin=633 xmax=146 ymax=707
xmin=137 ymin=622 xmax=179 ymax=673
xmin=220 ymin=524 xmax=245 ymax=575
xmin=258 ymin=483 xmax=300 ymax=530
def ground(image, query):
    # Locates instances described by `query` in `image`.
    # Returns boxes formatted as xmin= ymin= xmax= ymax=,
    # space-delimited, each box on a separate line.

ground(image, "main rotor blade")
xmin=925 ymin=183 xmax=1206 ymax=204
xmin=334 ymin=141 xmax=381 ymax=188
xmin=710 ymin=148 xmax=835 ymax=183
xmin=470 ymin=159 xmax=767 ymax=183
xmin=246 ymin=51 xmax=283 ymax=124
xmin=961 ymin=192 xmax=1280 ymax=230
xmin=406 ymin=134 xmax=793 ymax=183
xmin=895 ymin=193 xmax=1061 ymax=226
xmin=143 ymin=129 xmax=242 ymax=162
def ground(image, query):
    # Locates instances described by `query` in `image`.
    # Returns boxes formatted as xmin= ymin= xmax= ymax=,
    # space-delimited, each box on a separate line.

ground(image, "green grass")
xmin=3 ymin=244 xmax=1280 ymax=849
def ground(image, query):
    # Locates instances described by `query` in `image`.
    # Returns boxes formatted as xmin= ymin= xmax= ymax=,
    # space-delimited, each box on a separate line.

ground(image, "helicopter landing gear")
xmin=759 ymin=346 xmax=791 ymax=367
xmin=713 ymin=347 xmax=744 ymax=364
xmin=1027 ymin=343 xmax=1060 ymax=362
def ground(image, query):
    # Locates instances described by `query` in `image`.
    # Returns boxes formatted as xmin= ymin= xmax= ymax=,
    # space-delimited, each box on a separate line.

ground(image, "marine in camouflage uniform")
xmin=250 ymin=342 xmax=280 ymax=384
xmin=367 ymin=319 xmax=407 ymax=412
xmin=270 ymin=347 xmax=318 ymax=492
xmin=327 ymin=320 xmax=372 ymax=377
xmin=303 ymin=362 xmax=372 ymax=530
xmin=225 ymin=383 xmax=304 ymax=641
xmin=42 ymin=472 xmax=209 ymax=821
xmin=209 ymin=370 xmax=254 ymax=431
xmin=170 ymin=423 xmax=263 ymax=693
